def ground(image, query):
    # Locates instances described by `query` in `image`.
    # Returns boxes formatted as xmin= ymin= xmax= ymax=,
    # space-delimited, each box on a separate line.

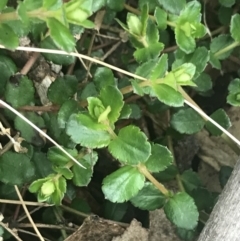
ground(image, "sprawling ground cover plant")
xmin=0 ymin=0 xmax=240 ymax=240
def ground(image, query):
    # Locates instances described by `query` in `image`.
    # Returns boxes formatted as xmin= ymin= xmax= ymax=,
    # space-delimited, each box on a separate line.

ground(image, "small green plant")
xmin=0 ymin=0 xmax=240 ymax=240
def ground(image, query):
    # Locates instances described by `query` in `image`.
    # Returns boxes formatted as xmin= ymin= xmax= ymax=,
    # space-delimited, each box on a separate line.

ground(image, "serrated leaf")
xmin=14 ymin=112 xmax=45 ymax=146
xmin=145 ymin=144 xmax=173 ymax=172
xmin=0 ymin=151 xmax=35 ymax=186
xmin=193 ymin=73 xmax=212 ymax=92
xmin=150 ymin=54 xmax=168 ymax=81
xmin=157 ymin=0 xmax=186 ymax=14
xmin=51 ymin=176 xmax=66 ymax=205
xmin=175 ymin=26 xmax=195 ymax=54
xmin=108 ymin=126 xmax=151 ymax=165
xmin=146 ymin=19 xmax=159 ymax=45
xmin=93 ymin=67 xmax=115 ymax=90
xmin=228 ymin=78 xmax=240 ymax=93
xmin=220 ymin=0 xmax=235 ymax=7
xmin=29 ymin=178 xmax=48 ymax=193
xmin=164 ymin=192 xmax=199 ymax=230
xmin=58 ymin=100 xmax=79 ymax=129
xmin=230 ymin=14 xmax=240 ymax=42
xmin=127 ymin=13 xmax=142 ymax=36
xmin=171 ymin=108 xmax=205 ymax=134
xmin=205 ymin=109 xmax=231 ymax=136
xmin=0 ymin=55 xmax=17 ymax=96
xmin=5 ymin=75 xmax=35 ymax=108
xmin=66 ymin=113 xmax=111 ymax=148
xmin=135 ymin=59 xmax=159 ymax=78
xmin=181 ymin=170 xmax=202 ymax=192
xmin=134 ymin=43 xmax=164 ymax=63
xmin=47 ymin=18 xmax=75 ymax=52
xmin=87 ymin=97 xmax=105 ymax=120
xmin=210 ymin=34 xmax=234 ymax=60
xmin=152 ymin=83 xmax=184 ymax=107
xmin=47 ymin=146 xmax=78 ymax=165
xmin=191 ymin=188 xmax=215 ymax=211
xmin=48 ymin=75 xmax=78 ymax=105
xmin=209 ymin=52 xmax=221 ymax=69
xmin=40 ymin=36 xmax=75 ymax=65
xmin=0 ymin=23 xmax=19 ymax=50
xmin=72 ymin=151 xmax=98 ymax=186
xmin=99 ymin=86 xmax=124 ymax=124
xmin=102 ymin=166 xmax=145 ymax=202
xmin=153 ymin=165 xmax=178 ymax=182
xmin=178 ymin=1 xmax=201 ymax=22
xmin=154 ymin=7 xmax=167 ymax=30
xmin=130 ymin=182 xmax=166 ymax=210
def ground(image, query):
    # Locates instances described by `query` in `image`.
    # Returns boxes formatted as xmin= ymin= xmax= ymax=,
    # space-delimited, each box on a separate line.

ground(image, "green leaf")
xmin=227 ymin=78 xmax=240 ymax=106
xmin=58 ymin=100 xmax=79 ymax=129
xmin=157 ymin=0 xmax=186 ymax=14
xmin=106 ymin=0 xmax=125 ymax=11
xmin=154 ymin=7 xmax=167 ymax=30
xmin=127 ymin=13 xmax=143 ymax=36
xmin=46 ymin=18 xmax=75 ymax=52
xmin=135 ymin=59 xmax=159 ymax=79
xmin=219 ymin=166 xmax=233 ymax=188
xmin=17 ymin=2 xmax=30 ymax=25
xmin=154 ymin=165 xmax=178 ymax=182
xmin=175 ymin=26 xmax=195 ymax=54
xmin=152 ymin=84 xmax=184 ymax=107
xmin=102 ymin=166 xmax=145 ymax=202
xmin=134 ymin=43 xmax=164 ymax=63
xmin=209 ymin=52 xmax=221 ymax=69
xmin=104 ymin=201 xmax=128 ymax=222
xmin=0 ymin=55 xmax=17 ymax=96
xmin=48 ymin=75 xmax=78 ymax=105
xmin=5 ymin=75 xmax=35 ymax=108
xmin=170 ymin=108 xmax=205 ymax=134
xmin=41 ymin=180 xmax=55 ymax=196
xmin=205 ymin=109 xmax=231 ymax=136
xmin=210 ymin=34 xmax=234 ymax=60
xmin=145 ymin=144 xmax=173 ymax=173
xmin=164 ymin=192 xmax=199 ymax=230
xmin=29 ymin=178 xmax=49 ymax=193
xmin=130 ymin=182 xmax=166 ymax=210
xmin=72 ymin=151 xmax=98 ymax=186
xmin=14 ymin=112 xmax=45 ymax=146
xmin=108 ymin=126 xmax=151 ymax=165
xmin=32 ymin=152 xmax=53 ymax=178
xmin=53 ymin=166 xmax=73 ymax=179
xmin=23 ymin=0 xmax=43 ymax=11
xmin=66 ymin=113 xmax=111 ymax=148
xmin=146 ymin=19 xmax=159 ymax=45
xmin=0 ymin=151 xmax=35 ymax=186
xmin=178 ymin=1 xmax=201 ymax=23
xmin=230 ymin=14 xmax=240 ymax=42
xmin=87 ymin=97 xmax=105 ymax=120
xmin=218 ymin=6 xmax=232 ymax=25
xmin=191 ymin=188 xmax=215 ymax=212
xmin=181 ymin=170 xmax=202 ymax=192
xmin=47 ymin=146 xmax=77 ymax=166
xmin=150 ymin=54 xmax=168 ymax=81
xmin=174 ymin=47 xmax=209 ymax=76
xmin=0 ymin=0 xmax=7 ymax=11
xmin=192 ymin=73 xmax=212 ymax=92
xmin=43 ymin=0 xmax=62 ymax=10
xmin=219 ymin=0 xmax=235 ymax=7
xmin=40 ymin=36 xmax=75 ymax=65
xmin=51 ymin=176 xmax=66 ymax=205
xmin=0 ymin=23 xmax=19 ymax=50
xmin=99 ymin=86 xmax=124 ymax=124
xmin=93 ymin=67 xmax=115 ymax=90
xmin=79 ymin=82 xmax=98 ymax=100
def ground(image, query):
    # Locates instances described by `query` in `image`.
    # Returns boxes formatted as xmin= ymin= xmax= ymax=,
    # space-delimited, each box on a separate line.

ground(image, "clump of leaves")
xmin=0 ymin=0 xmax=240 ymax=240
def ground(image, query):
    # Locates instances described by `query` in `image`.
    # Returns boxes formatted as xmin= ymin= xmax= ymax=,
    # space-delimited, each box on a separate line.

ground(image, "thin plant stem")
xmin=137 ymin=164 xmax=169 ymax=196
xmin=0 ymin=100 xmax=85 ymax=169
